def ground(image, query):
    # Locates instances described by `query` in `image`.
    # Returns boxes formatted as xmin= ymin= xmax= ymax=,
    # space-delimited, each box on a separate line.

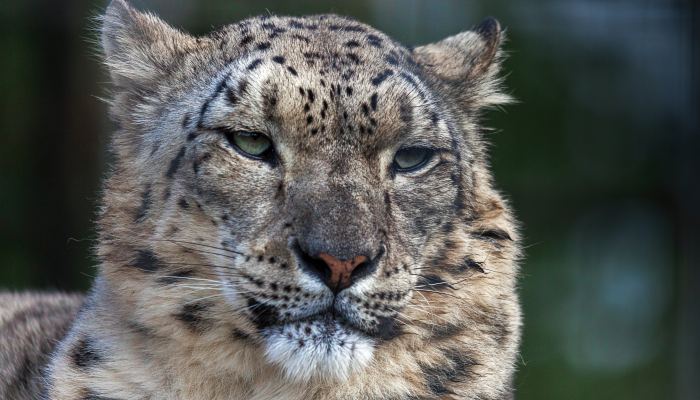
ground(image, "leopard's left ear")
xmin=100 ymin=0 xmax=196 ymax=90
xmin=413 ymin=17 xmax=512 ymax=110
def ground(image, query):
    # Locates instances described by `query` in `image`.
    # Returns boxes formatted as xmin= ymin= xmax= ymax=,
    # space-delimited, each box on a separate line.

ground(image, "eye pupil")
xmin=393 ymin=147 xmax=432 ymax=172
xmin=226 ymin=130 xmax=273 ymax=159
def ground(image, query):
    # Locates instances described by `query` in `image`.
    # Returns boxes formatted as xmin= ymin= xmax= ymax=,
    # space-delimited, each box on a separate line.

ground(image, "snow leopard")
xmin=0 ymin=1 xmax=521 ymax=399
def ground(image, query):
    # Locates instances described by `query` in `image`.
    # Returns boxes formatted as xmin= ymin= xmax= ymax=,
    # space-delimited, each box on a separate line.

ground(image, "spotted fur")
xmin=2 ymin=1 xmax=521 ymax=398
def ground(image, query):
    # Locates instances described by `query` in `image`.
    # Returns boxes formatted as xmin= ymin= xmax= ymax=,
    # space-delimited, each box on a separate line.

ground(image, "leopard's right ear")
xmin=100 ymin=0 xmax=196 ymax=90
xmin=413 ymin=17 xmax=512 ymax=111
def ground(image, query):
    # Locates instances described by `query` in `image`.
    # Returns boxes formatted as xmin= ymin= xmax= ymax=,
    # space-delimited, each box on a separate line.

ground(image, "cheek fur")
xmin=392 ymin=164 xmax=460 ymax=238
xmin=191 ymin=144 xmax=282 ymax=238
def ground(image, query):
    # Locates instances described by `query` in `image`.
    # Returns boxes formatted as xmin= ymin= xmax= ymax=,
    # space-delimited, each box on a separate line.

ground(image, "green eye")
xmin=393 ymin=147 xmax=434 ymax=172
xmin=226 ymin=131 xmax=273 ymax=159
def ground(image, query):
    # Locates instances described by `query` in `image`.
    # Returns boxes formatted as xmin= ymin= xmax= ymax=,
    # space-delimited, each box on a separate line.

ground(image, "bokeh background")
xmin=1 ymin=0 xmax=698 ymax=398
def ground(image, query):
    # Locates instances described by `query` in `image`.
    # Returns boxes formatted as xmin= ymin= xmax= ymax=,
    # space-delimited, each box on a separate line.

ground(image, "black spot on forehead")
xmin=292 ymin=33 xmax=310 ymax=43
xmin=341 ymin=70 xmax=355 ymax=80
xmin=346 ymin=53 xmax=361 ymax=64
xmin=256 ymin=42 xmax=271 ymax=51
xmin=240 ymin=35 xmax=253 ymax=46
xmin=329 ymin=24 xmax=366 ymax=33
xmin=367 ymin=34 xmax=382 ymax=48
xmin=289 ymin=20 xmax=305 ymax=29
xmin=268 ymin=28 xmax=286 ymax=39
xmin=198 ymin=76 xmax=229 ymax=127
xmin=371 ymin=69 xmax=394 ymax=86
xmin=399 ymin=71 xmax=417 ymax=87
xmin=247 ymin=59 xmax=262 ymax=70
xmin=303 ymin=51 xmax=321 ymax=60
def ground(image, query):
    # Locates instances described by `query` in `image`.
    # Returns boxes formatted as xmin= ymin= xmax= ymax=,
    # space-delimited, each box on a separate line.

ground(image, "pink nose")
xmin=316 ymin=253 xmax=368 ymax=291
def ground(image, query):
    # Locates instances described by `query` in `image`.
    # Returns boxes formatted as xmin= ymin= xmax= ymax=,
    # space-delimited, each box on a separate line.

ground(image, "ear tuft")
xmin=100 ymin=0 xmax=194 ymax=89
xmin=101 ymin=0 xmax=135 ymax=61
xmin=413 ymin=17 xmax=511 ymax=110
xmin=474 ymin=17 xmax=500 ymax=40
xmin=471 ymin=17 xmax=501 ymax=77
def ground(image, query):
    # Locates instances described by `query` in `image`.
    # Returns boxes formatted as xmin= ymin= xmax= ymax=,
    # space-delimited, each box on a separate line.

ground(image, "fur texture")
xmin=0 ymin=292 xmax=83 ymax=400
xmin=1 ymin=1 xmax=521 ymax=398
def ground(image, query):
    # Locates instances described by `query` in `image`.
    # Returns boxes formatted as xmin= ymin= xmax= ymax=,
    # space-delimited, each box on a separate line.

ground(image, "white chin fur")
xmin=263 ymin=318 xmax=374 ymax=382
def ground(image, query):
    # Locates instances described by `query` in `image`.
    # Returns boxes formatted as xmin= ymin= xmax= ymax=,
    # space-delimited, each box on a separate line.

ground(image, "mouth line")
xmin=272 ymin=308 xmax=379 ymax=338
xmin=246 ymin=296 xmax=401 ymax=341
xmin=284 ymin=309 xmax=352 ymax=328
xmin=279 ymin=309 xmax=400 ymax=341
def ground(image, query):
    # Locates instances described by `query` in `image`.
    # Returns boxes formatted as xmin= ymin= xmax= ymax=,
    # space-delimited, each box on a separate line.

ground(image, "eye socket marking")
xmin=392 ymin=147 xmax=435 ymax=173
xmin=223 ymin=130 xmax=275 ymax=161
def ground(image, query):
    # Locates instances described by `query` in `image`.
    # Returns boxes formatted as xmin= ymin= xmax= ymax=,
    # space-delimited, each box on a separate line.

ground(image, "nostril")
xmin=349 ymin=260 xmax=371 ymax=281
xmin=347 ymin=245 xmax=384 ymax=285
xmin=295 ymin=244 xmax=332 ymax=284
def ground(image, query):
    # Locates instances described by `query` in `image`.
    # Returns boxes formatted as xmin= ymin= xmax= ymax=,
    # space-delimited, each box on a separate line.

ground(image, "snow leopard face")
xmin=95 ymin=0 xmax=520 ymax=393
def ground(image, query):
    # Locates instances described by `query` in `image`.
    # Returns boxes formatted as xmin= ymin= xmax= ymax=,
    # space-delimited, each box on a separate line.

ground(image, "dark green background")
xmin=1 ymin=0 xmax=698 ymax=398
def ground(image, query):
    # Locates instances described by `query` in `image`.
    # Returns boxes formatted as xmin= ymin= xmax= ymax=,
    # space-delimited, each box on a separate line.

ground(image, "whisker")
xmin=150 ymin=238 xmax=246 ymax=256
xmin=183 ymin=293 xmax=226 ymax=305
xmin=157 ymin=275 xmax=221 ymax=284
xmin=415 ymin=288 xmax=463 ymax=300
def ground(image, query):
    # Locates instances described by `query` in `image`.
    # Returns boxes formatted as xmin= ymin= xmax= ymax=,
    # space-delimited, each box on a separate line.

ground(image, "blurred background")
xmin=1 ymin=0 xmax=697 ymax=398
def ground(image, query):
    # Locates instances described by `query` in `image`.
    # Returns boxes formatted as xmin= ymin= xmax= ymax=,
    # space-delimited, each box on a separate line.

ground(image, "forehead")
xmin=223 ymin=14 xmax=408 ymax=71
xmin=198 ymin=15 xmax=450 ymax=150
